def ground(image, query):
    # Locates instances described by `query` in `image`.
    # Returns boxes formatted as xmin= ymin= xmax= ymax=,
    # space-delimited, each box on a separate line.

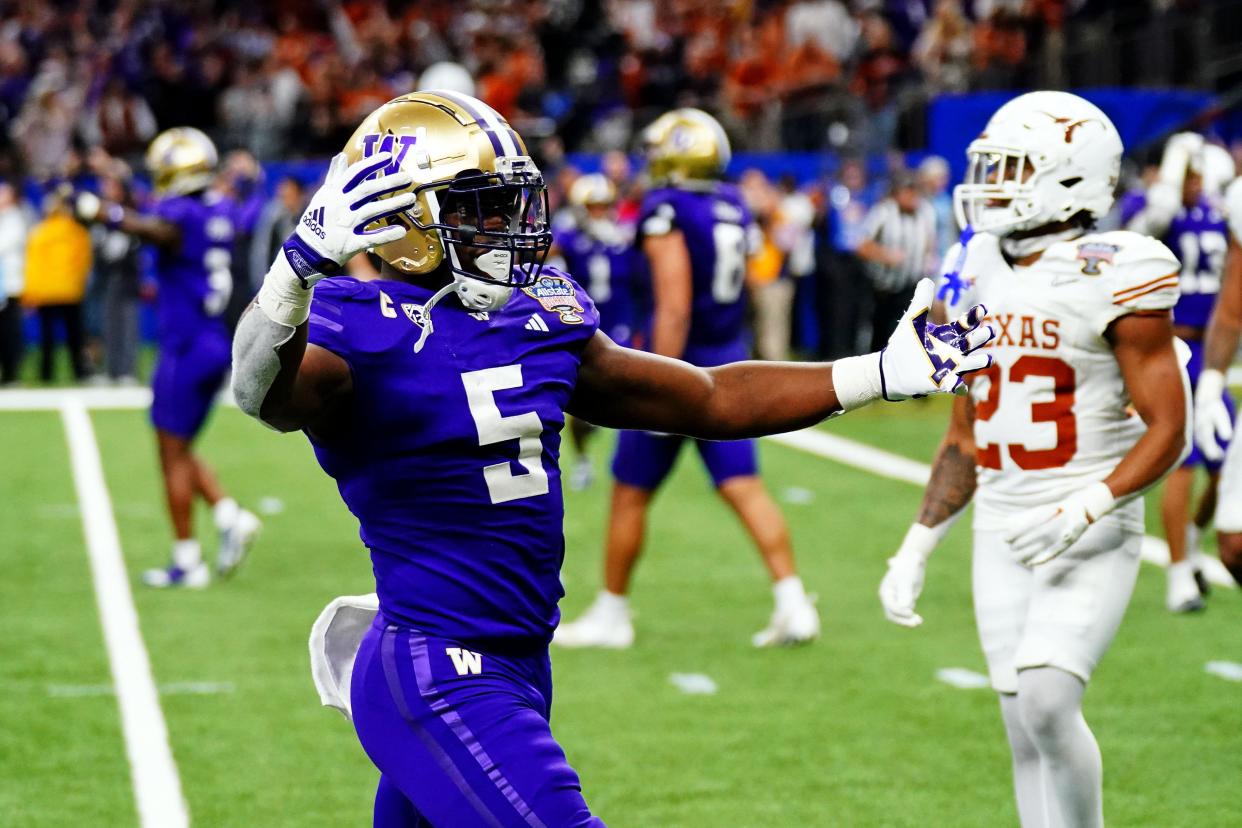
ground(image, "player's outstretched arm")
xmin=1006 ymin=312 xmax=1187 ymax=565
xmin=74 ymin=190 xmax=181 ymax=249
xmin=879 ymin=394 xmax=977 ymax=627
xmin=569 ymin=278 xmax=994 ymax=439
xmin=1195 ymin=235 xmax=1242 ymax=459
xmin=232 ymin=151 xmax=415 ymax=433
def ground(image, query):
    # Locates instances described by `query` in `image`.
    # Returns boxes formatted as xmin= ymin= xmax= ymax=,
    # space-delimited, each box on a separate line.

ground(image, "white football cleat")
xmin=142 ymin=561 xmax=210 ymax=589
xmin=1167 ymin=560 xmax=1206 ymax=613
xmin=752 ymin=594 xmax=820 ymax=647
xmin=217 ymin=509 xmax=262 ymax=578
xmin=552 ymin=593 xmax=634 ymax=649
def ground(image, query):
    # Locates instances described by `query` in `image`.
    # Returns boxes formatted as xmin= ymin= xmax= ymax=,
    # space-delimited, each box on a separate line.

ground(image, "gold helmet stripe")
xmin=428 ymin=89 xmax=520 ymax=157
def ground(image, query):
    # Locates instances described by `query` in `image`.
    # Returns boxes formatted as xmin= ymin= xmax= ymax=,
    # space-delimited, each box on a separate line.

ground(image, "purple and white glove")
xmin=281 ymin=151 xmax=416 ymax=288
xmin=257 ymin=151 xmax=416 ymax=329
xmin=833 ymin=278 xmax=994 ymax=411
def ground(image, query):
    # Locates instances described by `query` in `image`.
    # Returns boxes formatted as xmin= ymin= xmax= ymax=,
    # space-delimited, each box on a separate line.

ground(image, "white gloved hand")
xmin=1194 ymin=368 xmax=1233 ymax=462
xmin=280 ymin=151 xmax=417 ymax=288
xmin=73 ymin=190 xmax=124 ymax=226
xmin=75 ymin=191 xmax=101 ymax=222
xmin=879 ymin=524 xmax=942 ymax=627
xmin=832 ymin=279 xmax=994 ymax=410
xmin=1004 ymin=482 xmax=1116 ymax=566
xmin=881 ymin=278 xmax=995 ymax=400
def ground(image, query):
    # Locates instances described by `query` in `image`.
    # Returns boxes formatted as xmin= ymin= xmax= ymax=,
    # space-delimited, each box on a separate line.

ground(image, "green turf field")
xmin=2 ymin=394 xmax=1239 ymax=827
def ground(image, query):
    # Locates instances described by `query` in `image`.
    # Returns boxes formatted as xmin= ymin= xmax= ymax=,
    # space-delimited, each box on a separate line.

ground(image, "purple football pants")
xmin=149 ymin=330 xmax=231 ymax=440
xmin=351 ymin=618 xmax=604 ymax=827
xmin=610 ymin=337 xmax=759 ymax=491
xmin=611 ymin=429 xmax=759 ymax=491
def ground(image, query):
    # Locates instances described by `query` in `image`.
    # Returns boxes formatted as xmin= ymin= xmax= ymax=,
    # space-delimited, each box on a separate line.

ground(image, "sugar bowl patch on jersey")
xmin=522 ymin=273 xmax=586 ymax=324
xmin=1076 ymin=241 xmax=1120 ymax=275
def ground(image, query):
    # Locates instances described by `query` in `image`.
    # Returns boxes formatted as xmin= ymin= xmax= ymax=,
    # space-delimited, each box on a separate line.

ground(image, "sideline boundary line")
xmin=61 ymin=399 xmax=189 ymax=828
xmin=5 ymin=388 xmax=1235 ymax=588
xmin=766 ymin=428 xmax=1237 ymax=589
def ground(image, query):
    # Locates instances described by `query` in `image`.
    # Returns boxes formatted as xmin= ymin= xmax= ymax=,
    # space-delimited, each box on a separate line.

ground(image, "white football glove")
xmin=879 ymin=524 xmax=942 ymax=627
xmin=1004 ymin=482 xmax=1116 ymax=566
xmin=280 ymin=151 xmax=416 ymax=288
xmin=833 ymin=279 xmax=994 ymax=410
xmin=1194 ymin=368 xmax=1233 ymax=462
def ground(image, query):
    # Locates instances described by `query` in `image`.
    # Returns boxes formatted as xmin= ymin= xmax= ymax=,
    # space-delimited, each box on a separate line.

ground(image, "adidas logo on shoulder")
xmin=525 ymin=314 xmax=549 ymax=332
xmin=301 ymin=206 xmax=327 ymax=240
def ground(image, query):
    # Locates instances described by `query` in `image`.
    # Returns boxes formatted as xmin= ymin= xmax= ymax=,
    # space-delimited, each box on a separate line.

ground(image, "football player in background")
xmin=1126 ymin=133 xmax=1236 ymax=611
xmin=553 ymin=172 xmax=643 ymax=490
xmin=554 ymin=109 xmax=820 ymax=650
xmin=76 ymin=128 xmax=261 ymax=587
xmin=1191 ymin=173 xmax=1242 ymax=588
xmin=877 ymin=92 xmax=1188 ymax=828
xmin=229 ymin=91 xmax=992 ymax=826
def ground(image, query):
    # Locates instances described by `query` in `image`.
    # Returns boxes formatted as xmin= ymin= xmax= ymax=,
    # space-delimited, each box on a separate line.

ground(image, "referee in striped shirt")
xmin=856 ymin=170 xmax=939 ymax=351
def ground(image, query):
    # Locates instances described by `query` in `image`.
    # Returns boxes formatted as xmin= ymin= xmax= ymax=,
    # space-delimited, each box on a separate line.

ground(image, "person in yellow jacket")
xmin=23 ymin=189 xmax=92 ymax=381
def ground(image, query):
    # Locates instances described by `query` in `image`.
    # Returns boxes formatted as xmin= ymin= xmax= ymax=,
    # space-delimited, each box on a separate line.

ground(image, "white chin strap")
xmin=412 ymin=261 xmax=515 ymax=354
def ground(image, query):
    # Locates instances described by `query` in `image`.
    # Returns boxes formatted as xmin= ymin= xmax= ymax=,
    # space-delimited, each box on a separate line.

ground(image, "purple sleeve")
xmin=306 ymin=282 xmax=357 ymax=364
xmin=152 ymin=196 xmax=190 ymax=226
xmin=1118 ymin=191 xmax=1147 ymax=227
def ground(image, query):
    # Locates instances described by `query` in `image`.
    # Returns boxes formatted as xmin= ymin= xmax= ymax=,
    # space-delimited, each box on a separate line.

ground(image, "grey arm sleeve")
xmin=231 ymin=307 xmax=298 ymax=426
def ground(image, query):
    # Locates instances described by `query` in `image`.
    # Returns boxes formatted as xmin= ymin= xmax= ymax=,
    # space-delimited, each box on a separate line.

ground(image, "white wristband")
xmin=895 ymin=522 xmax=948 ymax=564
xmin=1198 ymin=367 xmax=1226 ymax=402
xmin=832 ymin=352 xmax=883 ymax=411
xmin=257 ymin=254 xmax=314 ymax=328
xmin=1081 ymin=481 xmax=1116 ymax=522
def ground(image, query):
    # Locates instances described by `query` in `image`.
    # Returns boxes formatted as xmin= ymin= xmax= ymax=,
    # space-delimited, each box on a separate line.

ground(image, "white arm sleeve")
xmin=231 ymin=308 xmax=297 ymax=426
xmin=231 ymin=255 xmax=313 ymax=425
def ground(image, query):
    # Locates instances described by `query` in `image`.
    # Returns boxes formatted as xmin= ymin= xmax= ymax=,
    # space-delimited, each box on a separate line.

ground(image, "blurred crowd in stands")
xmin=0 ymin=0 xmax=1221 ymax=183
xmin=0 ymin=0 xmax=1227 ymax=386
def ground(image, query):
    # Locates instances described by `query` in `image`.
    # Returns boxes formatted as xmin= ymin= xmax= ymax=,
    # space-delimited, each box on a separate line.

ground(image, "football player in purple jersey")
xmin=230 ymin=91 xmax=993 ymax=827
xmin=555 ymin=109 xmax=820 ymax=649
xmin=552 ymin=172 xmax=644 ymax=490
xmin=1126 ymin=133 xmax=1236 ymax=611
xmin=76 ymin=129 xmax=260 ymax=588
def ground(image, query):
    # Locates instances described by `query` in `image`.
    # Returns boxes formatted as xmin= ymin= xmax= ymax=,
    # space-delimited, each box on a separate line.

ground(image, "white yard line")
xmin=765 ymin=428 xmax=1236 ymax=589
xmin=60 ymin=400 xmax=189 ymax=828
xmin=668 ymin=673 xmax=719 ymax=695
xmin=934 ymin=668 xmax=991 ymax=689
xmin=0 ymin=385 xmax=235 ymax=411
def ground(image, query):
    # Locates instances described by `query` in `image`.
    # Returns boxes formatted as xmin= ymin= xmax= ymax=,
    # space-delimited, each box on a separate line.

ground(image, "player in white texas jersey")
xmin=944 ymin=229 xmax=1180 ymax=529
xmin=877 ymin=92 xmax=1189 ymax=828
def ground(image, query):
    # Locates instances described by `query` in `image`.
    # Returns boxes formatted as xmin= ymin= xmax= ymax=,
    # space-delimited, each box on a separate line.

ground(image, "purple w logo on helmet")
xmin=360 ymin=134 xmax=419 ymax=177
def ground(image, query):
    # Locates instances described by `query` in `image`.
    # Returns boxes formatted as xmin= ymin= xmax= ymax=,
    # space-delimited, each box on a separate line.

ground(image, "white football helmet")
xmin=954 ymin=91 xmax=1123 ymax=235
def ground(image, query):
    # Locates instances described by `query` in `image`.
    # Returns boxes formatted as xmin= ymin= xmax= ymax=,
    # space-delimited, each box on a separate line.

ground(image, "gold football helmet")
xmin=342 ymin=90 xmax=551 ymax=286
xmin=643 ymin=108 xmax=731 ymax=184
xmin=146 ymin=127 xmax=218 ymax=196
xmin=567 ymin=173 xmax=617 ymax=207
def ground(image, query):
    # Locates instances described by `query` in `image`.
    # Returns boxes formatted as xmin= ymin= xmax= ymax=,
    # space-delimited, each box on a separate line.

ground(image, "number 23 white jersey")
xmin=937 ymin=230 xmax=1182 ymax=531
